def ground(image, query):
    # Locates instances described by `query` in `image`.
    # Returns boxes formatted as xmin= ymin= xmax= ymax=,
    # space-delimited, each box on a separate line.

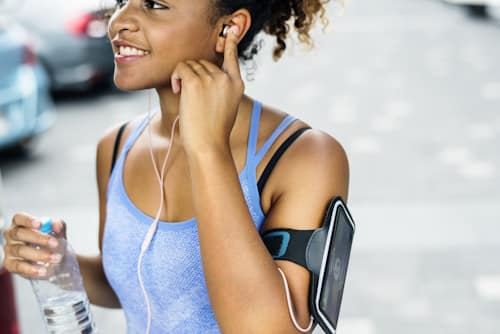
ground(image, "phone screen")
xmin=318 ymin=206 xmax=354 ymax=329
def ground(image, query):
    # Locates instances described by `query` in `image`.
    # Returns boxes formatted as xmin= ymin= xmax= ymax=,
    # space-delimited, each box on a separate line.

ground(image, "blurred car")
xmin=0 ymin=16 xmax=56 ymax=151
xmin=444 ymin=0 xmax=500 ymax=17
xmin=6 ymin=0 xmax=114 ymax=92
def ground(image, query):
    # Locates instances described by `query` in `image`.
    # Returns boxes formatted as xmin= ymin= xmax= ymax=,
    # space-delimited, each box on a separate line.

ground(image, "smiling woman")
xmin=3 ymin=0 xmax=350 ymax=333
xmin=103 ymin=0 xmax=333 ymax=78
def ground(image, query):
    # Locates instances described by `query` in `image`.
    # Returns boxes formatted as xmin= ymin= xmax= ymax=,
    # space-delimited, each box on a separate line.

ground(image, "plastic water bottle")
xmin=30 ymin=219 xmax=98 ymax=334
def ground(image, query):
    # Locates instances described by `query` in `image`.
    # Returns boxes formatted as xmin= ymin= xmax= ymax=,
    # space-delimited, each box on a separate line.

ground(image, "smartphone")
xmin=311 ymin=196 xmax=355 ymax=334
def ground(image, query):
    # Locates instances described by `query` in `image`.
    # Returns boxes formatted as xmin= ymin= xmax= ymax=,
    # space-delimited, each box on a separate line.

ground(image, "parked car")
xmin=6 ymin=0 xmax=114 ymax=92
xmin=0 ymin=16 xmax=56 ymax=151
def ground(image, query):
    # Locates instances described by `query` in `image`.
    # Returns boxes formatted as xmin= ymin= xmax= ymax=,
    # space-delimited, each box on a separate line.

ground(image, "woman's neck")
xmin=155 ymin=86 xmax=181 ymax=138
xmin=154 ymin=86 xmax=252 ymax=147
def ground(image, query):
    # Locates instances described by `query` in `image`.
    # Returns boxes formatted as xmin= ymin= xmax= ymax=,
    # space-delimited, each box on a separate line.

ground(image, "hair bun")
xmin=261 ymin=0 xmax=330 ymax=61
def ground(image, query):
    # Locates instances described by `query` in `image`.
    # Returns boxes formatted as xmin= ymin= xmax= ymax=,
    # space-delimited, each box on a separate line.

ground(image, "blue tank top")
xmin=102 ymin=99 xmax=297 ymax=333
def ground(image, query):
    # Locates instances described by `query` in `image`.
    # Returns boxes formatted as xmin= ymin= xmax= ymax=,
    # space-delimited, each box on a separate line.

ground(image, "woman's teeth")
xmin=119 ymin=46 xmax=150 ymax=56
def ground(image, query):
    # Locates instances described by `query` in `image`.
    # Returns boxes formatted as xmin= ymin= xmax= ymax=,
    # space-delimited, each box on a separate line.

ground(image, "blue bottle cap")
xmin=39 ymin=217 xmax=52 ymax=234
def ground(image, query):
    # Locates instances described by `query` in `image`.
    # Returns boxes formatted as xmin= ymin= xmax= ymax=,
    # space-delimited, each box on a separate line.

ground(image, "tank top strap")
xmin=247 ymin=99 xmax=297 ymax=164
xmin=247 ymin=99 xmax=262 ymax=163
xmin=253 ymin=118 xmax=297 ymax=167
xmin=107 ymin=109 xmax=160 ymax=201
xmin=122 ymin=109 xmax=159 ymax=154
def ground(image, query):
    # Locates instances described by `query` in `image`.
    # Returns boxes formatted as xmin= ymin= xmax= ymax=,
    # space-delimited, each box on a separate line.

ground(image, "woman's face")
xmin=108 ymin=0 xmax=222 ymax=91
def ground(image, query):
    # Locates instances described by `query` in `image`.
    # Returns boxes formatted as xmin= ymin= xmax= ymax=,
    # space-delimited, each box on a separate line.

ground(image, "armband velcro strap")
xmin=262 ymin=229 xmax=314 ymax=269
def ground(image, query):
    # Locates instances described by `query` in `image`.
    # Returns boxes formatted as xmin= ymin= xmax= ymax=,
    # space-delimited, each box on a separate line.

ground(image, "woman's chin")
xmin=113 ymin=77 xmax=150 ymax=91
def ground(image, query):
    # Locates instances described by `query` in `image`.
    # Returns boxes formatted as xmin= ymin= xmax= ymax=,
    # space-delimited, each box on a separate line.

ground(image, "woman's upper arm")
xmin=260 ymin=128 xmax=350 ymax=330
xmin=95 ymin=122 xmax=132 ymax=253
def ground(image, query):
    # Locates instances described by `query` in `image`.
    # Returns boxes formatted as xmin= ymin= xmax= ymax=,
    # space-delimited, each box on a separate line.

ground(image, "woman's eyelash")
xmin=114 ymin=0 xmax=169 ymax=10
xmin=144 ymin=0 xmax=169 ymax=9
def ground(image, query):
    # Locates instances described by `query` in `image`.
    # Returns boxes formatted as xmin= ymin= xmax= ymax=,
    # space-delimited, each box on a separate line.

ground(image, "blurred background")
xmin=1 ymin=0 xmax=499 ymax=333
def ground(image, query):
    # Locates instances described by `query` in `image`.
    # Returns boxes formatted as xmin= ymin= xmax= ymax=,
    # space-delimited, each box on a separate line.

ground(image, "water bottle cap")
xmin=39 ymin=217 xmax=52 ymax=234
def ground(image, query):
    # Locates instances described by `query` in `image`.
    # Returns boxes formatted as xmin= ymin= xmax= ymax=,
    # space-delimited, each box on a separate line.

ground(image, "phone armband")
xmin=261 ymin=196 xmax=356 ymax=334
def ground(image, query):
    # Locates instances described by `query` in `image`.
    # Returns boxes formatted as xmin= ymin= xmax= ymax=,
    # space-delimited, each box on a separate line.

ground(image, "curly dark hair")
xmin=210 ymin=0 xmax=331 ymax=63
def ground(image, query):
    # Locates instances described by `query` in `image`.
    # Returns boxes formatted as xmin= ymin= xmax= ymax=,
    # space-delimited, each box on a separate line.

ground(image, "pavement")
xmin=1 ymin=0 xmax=499 ymax=333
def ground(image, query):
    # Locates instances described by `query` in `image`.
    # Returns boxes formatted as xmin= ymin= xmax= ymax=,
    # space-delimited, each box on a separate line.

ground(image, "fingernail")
xmin=48 ymin=238 xmax=58 ymax=248
xmin=38 ymin=268 xmax=47 ymax=276
xmin=172 ymin=79 xmax=178 ymax=94
xmin=51 ymin=254 xmax=62 ymax=263
xmin=32 ymin=220 xmax=41 ymax=228
xmin=230 ymin=26 xmax=240 ymax=36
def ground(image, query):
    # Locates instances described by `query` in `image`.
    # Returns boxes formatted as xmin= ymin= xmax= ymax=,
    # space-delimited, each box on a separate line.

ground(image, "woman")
xmin=2 ymin=0 xmax=349 ymax=332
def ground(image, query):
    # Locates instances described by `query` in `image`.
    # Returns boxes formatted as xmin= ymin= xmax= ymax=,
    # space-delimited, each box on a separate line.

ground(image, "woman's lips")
xmin=114 ymin=53 xmax=150 ymax=65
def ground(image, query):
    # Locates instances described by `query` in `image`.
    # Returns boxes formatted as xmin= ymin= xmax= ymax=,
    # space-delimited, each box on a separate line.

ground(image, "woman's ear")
xmin=215 ymin=9 xmax=251 ymax=53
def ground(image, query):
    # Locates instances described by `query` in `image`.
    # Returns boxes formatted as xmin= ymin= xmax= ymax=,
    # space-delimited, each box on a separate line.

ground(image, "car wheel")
xmin=14 ymin=136 xmax=40 ymax=155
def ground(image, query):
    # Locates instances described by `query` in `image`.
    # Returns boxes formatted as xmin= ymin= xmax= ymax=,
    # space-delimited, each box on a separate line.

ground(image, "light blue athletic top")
xmin=102 ymin=99 xmax=297 ymax=333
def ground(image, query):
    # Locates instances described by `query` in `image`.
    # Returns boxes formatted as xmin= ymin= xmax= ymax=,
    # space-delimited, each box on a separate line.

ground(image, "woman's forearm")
xmin=77 ymin=254 xmax=121 ymax=308
xmin=187 ymin=146 xmax=302 ymax=332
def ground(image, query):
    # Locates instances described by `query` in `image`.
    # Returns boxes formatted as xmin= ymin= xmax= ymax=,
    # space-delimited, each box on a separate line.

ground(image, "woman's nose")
xmin=108 ymin=4 xmax=140 ymax=38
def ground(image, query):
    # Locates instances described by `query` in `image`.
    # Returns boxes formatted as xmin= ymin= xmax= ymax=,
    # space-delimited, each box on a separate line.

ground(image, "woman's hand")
xmin=171 ymin=25 xmax=244 ymax=155
xmin=2 ymin=213 xmax=65 ymax=279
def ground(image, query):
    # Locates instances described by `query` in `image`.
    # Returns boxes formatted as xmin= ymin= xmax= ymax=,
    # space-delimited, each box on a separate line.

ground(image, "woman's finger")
xmin=12 ymin=212 xmax=42 ymax=229
xmin=3 ymin=257 xmax=48 ymax=278
xmin=5 ymin=243 xmax=61 ymax=264
xmin=171 ymin=61 xmax=199 ymax=94
xmin=198 ymin=59 xmax=220 ymax=74
xmin=185 ymin=60 xmax=212 ymax=79
xmin=221 ymin=25 xmax=241 ymax=78
xmin=6 ymin=226 xmax=59 ymax=249
xmin=51 ymin=219 xmax=67 ymax=239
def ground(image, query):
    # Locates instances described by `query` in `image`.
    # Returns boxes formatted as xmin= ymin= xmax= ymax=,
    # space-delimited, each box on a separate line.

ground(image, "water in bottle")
xmin=30 ymin=219 xmax=98 ymax=334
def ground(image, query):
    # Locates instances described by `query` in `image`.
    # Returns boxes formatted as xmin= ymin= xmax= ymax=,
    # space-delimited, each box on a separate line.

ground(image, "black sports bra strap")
xmin=257 ymin=127 xmax=311 ymax=195
xmin=110 ymin=122 xmax=129 ymax=177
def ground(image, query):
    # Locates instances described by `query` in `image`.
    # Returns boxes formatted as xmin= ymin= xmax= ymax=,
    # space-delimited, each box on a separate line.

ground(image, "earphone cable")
xmin=277 ymin=267 xmax=314 ymax=332
xmin=137 ymin=89 xmax=179 ymax=334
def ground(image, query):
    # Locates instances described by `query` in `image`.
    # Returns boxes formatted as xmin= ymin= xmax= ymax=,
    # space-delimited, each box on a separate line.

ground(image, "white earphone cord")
xmin=137 ymin=90 xmax=179 ymax=334
xmin=136 ymin=93 xmax=312 ymax=334
xmin=277 ymin=267 xmax=314 ymax=332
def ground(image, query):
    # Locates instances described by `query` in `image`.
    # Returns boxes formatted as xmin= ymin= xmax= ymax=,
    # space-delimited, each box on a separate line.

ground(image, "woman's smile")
xmin=114 ymin=50 xmax=150 ymax=65
xmin=113 ymin=39 xmax=151 ymax=65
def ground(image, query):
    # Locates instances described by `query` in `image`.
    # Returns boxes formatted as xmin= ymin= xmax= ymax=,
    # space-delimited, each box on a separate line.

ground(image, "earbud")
xmin=219 ymin=24 xmax=230 ymax=37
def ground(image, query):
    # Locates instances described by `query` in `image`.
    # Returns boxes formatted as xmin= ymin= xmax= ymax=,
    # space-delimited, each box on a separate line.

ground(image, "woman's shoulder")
xmin=259 ymin=102 xmax=347 ymax=163
xmin=95 ymin=113 xmax=148 ymax=175
xmin=257 ymin=102 xmax=350 ymax=214
xmin=97 ymin=113 xmax=148 ymax=153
